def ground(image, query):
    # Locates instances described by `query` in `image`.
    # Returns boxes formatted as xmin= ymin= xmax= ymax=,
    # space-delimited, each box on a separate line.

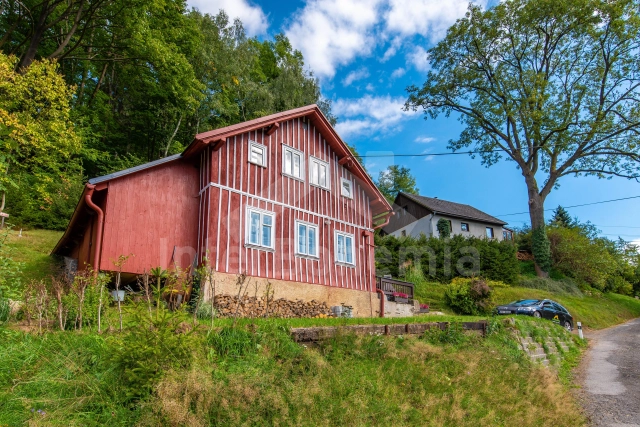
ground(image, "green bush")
xmin=110 ymin=309 xmax=197 ymax=401
xmin=194 ymin=300 xmax=216 ymax=320
xmin=547 ymin=226 xmax=616 ymax=290
xmin=436 ymin=218 xmax=451 ymax=238
xmin=375 ymin=234 xmax=519 ymax=284
xmin=62 ymin=279 xmax=105 ymax=329
xmin=0 ymin=288 xmax=10 ymax=324
xmin=444 ymin=277 xmax=493 ymax=315
xmin=606 ymin=275 xmax=633 ymax=296
xmin=531 ymin=226 xmax=551 ymax=273
xmin=0 ymin=227 xmax=23 ymax=299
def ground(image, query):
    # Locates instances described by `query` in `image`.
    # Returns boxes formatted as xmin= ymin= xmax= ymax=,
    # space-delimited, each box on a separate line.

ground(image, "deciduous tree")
xmin=406 ymin=0 xmax=640 ymax=276
xmin=376 ymin=165 xmax=419 ymax=203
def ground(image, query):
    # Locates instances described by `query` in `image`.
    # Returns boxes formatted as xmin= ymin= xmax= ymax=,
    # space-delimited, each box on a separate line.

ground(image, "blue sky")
xmin=188 ymin=0 xmax=640 ymax=243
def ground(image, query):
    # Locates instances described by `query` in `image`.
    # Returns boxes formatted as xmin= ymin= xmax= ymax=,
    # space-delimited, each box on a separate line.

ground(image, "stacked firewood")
xmin=516 ymin=251 xmax=535 ymax=261
xmin=211 ymin=294 xmax=334 ymax=318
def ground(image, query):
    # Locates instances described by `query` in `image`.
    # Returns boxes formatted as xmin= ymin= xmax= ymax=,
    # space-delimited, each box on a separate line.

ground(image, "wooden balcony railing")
xmin=375 ymin=276 xmax=415 ymax=301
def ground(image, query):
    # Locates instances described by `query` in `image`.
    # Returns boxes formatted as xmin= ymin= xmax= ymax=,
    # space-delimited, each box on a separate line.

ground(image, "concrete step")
xmin=525 ymin=347 xmax=546 ymax=356
xmin=530 ymin=353 xmax=548 ymax=360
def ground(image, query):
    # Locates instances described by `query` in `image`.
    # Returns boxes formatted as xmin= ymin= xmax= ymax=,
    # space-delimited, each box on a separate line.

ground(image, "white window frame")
xmin=249 ymin=141 xmax=267 ymax=167
xmin=340 ymin=177 xmax=353 ymax=199
xmin=282 ymin=145 xmax=304 ymax=180
xmin=245 ymin=207 xmax=275 ymax=250
xmin=309 ymin=156 xmax=330 ymax=189
xmin=295 ymin=220 xmax=319 ymax=258
xmin=335 ymin=231 xmax=355 ymax=266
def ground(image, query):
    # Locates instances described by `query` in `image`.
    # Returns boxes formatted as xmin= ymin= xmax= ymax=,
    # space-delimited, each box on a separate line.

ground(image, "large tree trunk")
xmin=16 ymin=2 xmax=52 ymax=71
xmin=525 ymin=175 xmax=550 ymax=278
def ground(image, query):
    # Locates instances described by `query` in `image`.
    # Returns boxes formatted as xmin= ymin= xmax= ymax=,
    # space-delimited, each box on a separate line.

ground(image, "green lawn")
xmin=5 ymin=228 xmax=63 ymax=286
xmin=493 ymin=287 xmax=640 ymax=330
xmin=412 ymin=279 xmax=640 ymax=330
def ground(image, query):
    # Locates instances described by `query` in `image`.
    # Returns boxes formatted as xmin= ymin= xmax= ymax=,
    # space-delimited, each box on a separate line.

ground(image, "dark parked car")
xmin=495 ymin=299 xmax=573 ymax=331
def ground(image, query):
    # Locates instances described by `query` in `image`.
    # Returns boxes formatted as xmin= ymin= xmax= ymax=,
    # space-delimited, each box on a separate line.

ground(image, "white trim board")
xmin=199 ymin=181 xmax=373 ymax=232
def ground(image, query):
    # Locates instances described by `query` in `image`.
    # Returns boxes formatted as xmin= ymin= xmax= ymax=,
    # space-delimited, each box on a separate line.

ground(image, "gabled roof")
xmin=398 ymin=192 xmax=507 ymax=225
xmin=183 ymin=104 xmax=392 ymax=215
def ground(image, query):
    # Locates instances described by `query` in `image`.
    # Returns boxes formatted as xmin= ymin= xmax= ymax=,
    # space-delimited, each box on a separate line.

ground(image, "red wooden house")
xmin=53 ymin=105 xmax=394 ymax=316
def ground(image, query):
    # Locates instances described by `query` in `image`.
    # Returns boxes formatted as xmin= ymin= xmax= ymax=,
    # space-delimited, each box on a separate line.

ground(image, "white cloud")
xmin=381 ymin=36 xmax=402 ymax=62
xmin=333 ymin=95 xmax=418 ymax=138
xmin=407 ymin=46 xmax=430 ymax=72
xmin=285 ymin=0 xmax=383 ymax=79
xmin=420 ymin=149 xmax=435 ymax=161
xmin=365 ymin=83 xmax=375 ymax=91
xmin=342 ymin=68 xmax=370 ymax=86
xmin=385 ymin=0 xmax=488 ymax=40
xmin=390 ymin=67 xmax=406 ymax=79
xmin=415 ymin=136 xmax=436 ymax=143
xmin=188 ymin=0 xmax=268 ymax=35
xmin=283 ymin=0 xmax=489 ymax=81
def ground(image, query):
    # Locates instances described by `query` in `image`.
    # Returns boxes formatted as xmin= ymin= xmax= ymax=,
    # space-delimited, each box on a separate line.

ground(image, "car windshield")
xmin=507 ymin=299 xmax=540 ymax=306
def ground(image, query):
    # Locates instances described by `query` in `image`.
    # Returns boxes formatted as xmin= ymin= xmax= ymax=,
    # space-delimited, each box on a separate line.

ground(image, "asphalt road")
xmin=579 ymin=318 xmax=640 ymax=427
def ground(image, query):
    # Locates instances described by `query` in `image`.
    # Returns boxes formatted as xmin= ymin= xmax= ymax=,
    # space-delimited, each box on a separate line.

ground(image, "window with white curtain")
xmin=335 ymin=232 xmax=355 ymax=265
xmin=309 ymin=157 xmax=330 ymax=189
xmin=283 ymin=146 xmax=304 ymax=179
xmin=246 ymin=208 xmax=274 ymax=249
xmin=295 ymin=221 xmax=318 ymax=257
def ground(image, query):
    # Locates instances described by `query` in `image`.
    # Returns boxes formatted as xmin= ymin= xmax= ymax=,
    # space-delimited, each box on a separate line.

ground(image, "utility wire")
xmin=359 ymin=150 xmax=498 ymax=158
xmin=494 ymin=195 xmax=640 ymax=217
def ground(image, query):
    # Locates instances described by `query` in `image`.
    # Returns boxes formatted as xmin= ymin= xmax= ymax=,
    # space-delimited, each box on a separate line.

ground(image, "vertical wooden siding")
xmin=100 ymin=161 xmax=199 ymax=273
xmin=201 ymin=117 xmax=376 ymax=292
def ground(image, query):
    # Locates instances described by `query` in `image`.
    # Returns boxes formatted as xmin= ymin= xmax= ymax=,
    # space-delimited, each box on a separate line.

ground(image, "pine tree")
xmin=550 ymin=206 xmax=574 ymax=228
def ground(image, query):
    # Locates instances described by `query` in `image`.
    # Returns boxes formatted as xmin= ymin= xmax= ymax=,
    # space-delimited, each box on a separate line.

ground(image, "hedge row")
xmin=375 ymin=234 xmax=519 ymax=284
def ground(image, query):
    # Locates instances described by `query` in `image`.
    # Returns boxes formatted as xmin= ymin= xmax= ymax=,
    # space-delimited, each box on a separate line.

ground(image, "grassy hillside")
xmin=4 ymin=228 xmax=62 ymax=287
xmin=413 ymin=280 xmax=640 ymax=330
xmin=0 ymin=318 xmax=586 ymax=426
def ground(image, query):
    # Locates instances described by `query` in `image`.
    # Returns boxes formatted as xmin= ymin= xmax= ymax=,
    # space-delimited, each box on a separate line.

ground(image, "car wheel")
xmin=564 ymin=321 xmax=572 ymax=331
xmin=533 ymin=311 xmax=541 ymax=318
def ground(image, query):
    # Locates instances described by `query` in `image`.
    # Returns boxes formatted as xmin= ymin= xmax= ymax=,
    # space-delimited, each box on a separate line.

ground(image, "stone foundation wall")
xmin=202 ymin=271 xmax=376 ymax=318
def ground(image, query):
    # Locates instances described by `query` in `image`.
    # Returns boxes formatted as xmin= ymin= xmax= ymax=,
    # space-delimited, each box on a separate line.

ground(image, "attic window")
xmin=249 ymin=141 xmax=267 ymax=167
xmin=340 ymin=178 xmax=353 ymax=198
xmin=461 ymin=222 xmax=469 ymax=232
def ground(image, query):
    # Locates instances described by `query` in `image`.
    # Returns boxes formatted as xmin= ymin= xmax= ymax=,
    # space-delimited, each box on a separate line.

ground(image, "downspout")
xmin=84 ymin=184 xmax=104 ymax=275
xmin=373 ymin=211 xmax=394 ymax=230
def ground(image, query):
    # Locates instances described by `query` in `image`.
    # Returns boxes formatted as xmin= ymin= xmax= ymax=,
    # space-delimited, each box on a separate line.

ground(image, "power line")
xmin=494 ymin=195 xmax=640 ymax=217
xmin=359 ymin=150 xmax=498 ymax=158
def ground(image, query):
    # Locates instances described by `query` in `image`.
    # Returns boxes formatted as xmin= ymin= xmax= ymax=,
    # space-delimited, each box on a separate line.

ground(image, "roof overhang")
xmin=397 ymin=192 xmax=507 ymax=226
xmin=51 ymin=183 xmax=95 ymax=255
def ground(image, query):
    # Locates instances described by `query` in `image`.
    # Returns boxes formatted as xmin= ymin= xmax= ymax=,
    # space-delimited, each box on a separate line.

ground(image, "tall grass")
xmin=1 ymin=312 xmax=589 ymax=426
xmin=138 ymin=323 xmax=585 ymax=427
xmin=518 ymin=277 xmax=583 ymax=296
